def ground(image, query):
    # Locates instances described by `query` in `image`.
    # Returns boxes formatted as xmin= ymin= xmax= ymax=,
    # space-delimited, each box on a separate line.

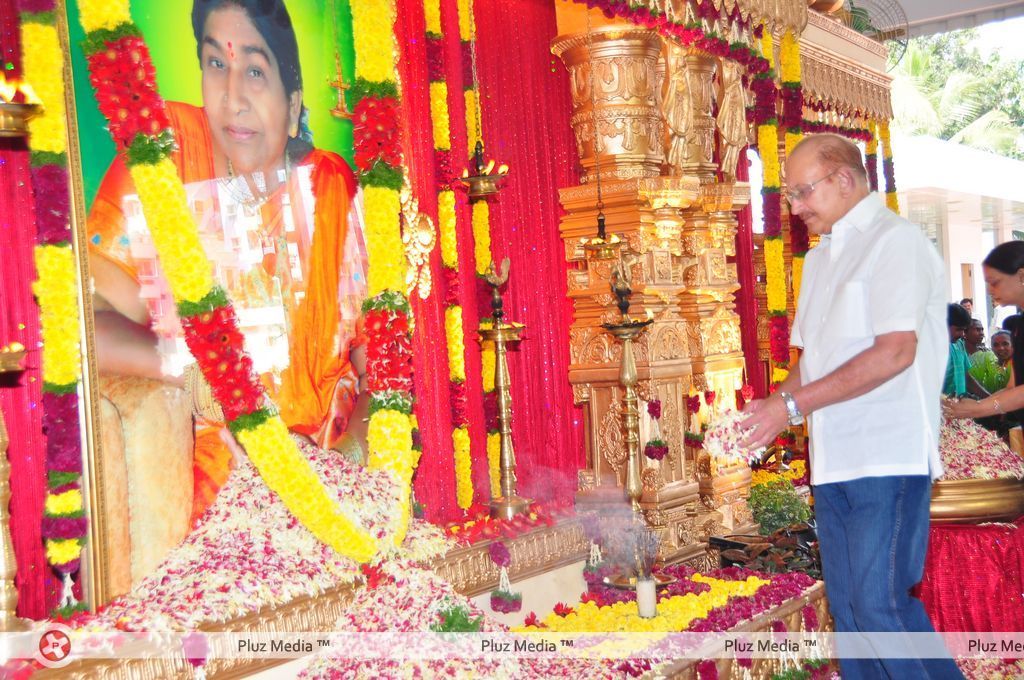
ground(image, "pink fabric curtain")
xmin=0 ymin=137 xmax=52 ymax=619
xmin=473 ymin=0 xmax=585 ymax=503
xmin=0 ymin=0 xmax=54 ymax=619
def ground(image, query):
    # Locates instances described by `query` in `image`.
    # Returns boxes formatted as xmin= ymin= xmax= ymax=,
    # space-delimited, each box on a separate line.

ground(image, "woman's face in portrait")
xmin=199 ymin=6 xmax=301 ymax=175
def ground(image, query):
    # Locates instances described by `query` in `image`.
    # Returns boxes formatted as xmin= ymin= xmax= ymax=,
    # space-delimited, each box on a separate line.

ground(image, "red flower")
xmin=450 ymin=381 xmax=468 ymax=425
xmin=86 ymin=37 xmax=170 ymax=150
xmin=769 ymin=315 xmax=791 ymax=365
xmin=180 ymin=306 xmax=265 ymax=421
xmin=360 ymin=563 xmax=387 ymax=589
xmin=353 ymin=97 xmax=401 ymax=171
xmin=644 ymin=442 xmax=669 ymax=461
xmin=740 ymin=384 xmax=755 ymax=402
xmin=704 ymin=390 xmax=716 ymax=406
xmin=488 ymin=541 xmax=512 ymax=568
xmin=647 ymin=399 xmax=662 ymax=419
xmin=553 ymin=602 xmax=575 ymax=617
xmin=523 ymin=611 xmax=546 ymax=628
xmin=686 ymin=394 xmax=701 ymax=414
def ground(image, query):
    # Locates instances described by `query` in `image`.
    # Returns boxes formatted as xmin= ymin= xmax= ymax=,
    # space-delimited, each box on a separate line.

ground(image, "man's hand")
xmin=738 ymin=395 xmax=789 ymax=450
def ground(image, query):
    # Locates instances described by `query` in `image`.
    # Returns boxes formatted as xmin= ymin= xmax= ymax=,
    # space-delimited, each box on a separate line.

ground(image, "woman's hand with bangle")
xmin=942 ymin=397 xmax=985 ymax=420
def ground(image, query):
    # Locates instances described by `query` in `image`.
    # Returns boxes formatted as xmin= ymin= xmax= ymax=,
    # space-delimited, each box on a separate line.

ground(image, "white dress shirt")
xmin=791 ymin=193 xmax=948 ymax=485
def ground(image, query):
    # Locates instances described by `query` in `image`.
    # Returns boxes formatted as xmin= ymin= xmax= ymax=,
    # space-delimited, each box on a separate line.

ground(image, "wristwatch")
xmin=778 ymin=391 xmax=804 ymax=426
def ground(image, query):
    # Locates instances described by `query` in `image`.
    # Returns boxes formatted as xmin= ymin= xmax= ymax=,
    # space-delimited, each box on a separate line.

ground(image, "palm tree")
xmin=890 ymin=41 xmax=1023 ymax=157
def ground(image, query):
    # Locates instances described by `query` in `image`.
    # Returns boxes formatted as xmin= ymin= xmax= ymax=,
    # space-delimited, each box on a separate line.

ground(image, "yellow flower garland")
xmin=33 ymin=246 xmax=82 ymax=387
xmin=429 ymin=82 xmax=451 ymax=151
xmin=764 ymin=238 xmax=786 ymax=312
xmin=439 ymin=190 xmax=459 ymax=268
xmin=792 ymin=256 xmax=804 ymax=307
xmin=424 ymin=0 xmax=442 ymax=34
xmin=879 ymin=120 xmax=900 ymax=213
xmin=480 ymin=340 xmax=496 ymax=391
xmin=445 ymin=305 xmax=467 ymax=381
xmin=20 ymin=23 xmax=65 ymax=155
xmin=780 ymin=30 xmax=800 ymax=83
xmin=363 ymin=186 xmax=405 ymax=296
xmin=129 ymin=160 xmax=217 ymax=303
xmin=758 ymin=125 xmax=780 ymax=189
xmin=487 ymin=431 xmax=501 ymax=497
xmin=351 ymin=1 xmax=395 ymax=83
xmin=77 ymin=0 xmax=130 ymax=33
xmin=453 ymin=426 xmax=473 ymax=508
xmin=44 ymin=488 xmax=83 ymax=517
xmin=465 ymin=89 xmax=480 ymax=153
xmin=457 ymin=0 xmax=473 ymax=39
xmin=46 ymin=539 xmax=83 ymax=566
xmin=236 ymin=417 xmax=378 ymax=562
xmin=471 ymin=199 xmax=491 ymax=276
xmin=760 ymin=26 xmax=775 ymax=72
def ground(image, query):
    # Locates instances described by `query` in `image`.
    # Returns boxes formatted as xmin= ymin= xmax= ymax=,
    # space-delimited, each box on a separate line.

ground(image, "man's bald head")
xmin=788 ymin=133 xmax=868 ymax=185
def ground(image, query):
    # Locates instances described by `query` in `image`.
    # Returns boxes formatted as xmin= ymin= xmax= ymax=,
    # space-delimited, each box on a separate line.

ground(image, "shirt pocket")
xmin=830 ymin=280 xmax=871 ymax=338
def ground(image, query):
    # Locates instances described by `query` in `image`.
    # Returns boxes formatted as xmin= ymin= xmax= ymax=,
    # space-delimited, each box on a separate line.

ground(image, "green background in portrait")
xmin=66 ymin=0 xmax=356 ymax=208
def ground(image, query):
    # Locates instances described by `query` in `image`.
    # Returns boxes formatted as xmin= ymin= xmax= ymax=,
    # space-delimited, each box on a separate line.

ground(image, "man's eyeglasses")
xmin=785 ymin=168 xmax=839 ymax=204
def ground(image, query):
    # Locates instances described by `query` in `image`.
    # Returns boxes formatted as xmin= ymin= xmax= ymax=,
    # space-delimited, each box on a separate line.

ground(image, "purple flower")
xmin=31 ymin=164 xmax=71 ymax=245
xmin=489 ymin=541 xmax=511 ymax=568
xmin=647 ymin=400 xmax=662 ymax=419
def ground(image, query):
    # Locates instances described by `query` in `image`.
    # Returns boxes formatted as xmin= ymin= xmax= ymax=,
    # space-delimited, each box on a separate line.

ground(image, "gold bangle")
xmin=993 ymin=398 xmax=1003 ymax=414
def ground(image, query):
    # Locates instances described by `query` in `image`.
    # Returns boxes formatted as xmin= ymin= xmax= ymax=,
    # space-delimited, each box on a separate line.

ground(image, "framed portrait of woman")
xmin=60 ymin=0 xmax=367 ymax=607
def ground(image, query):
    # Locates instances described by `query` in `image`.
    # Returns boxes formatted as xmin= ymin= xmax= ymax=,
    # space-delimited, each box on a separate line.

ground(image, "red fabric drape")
xmin=733 ymin=149 xmax=766 ymax=397
xmin=473 ymin=0 xmax=584 ymax=503
xmin=397 ymin=0 xmax=460 ymax=522
xmin=918 ymin=521 xmax=1024 ymax=632
xmin=0 ymin=138 xmax=51 ymax=620
xmin=1 ymin=0 xmax=53 ymax=619
xmin=398 ymin=0 xmax=584 ymax=518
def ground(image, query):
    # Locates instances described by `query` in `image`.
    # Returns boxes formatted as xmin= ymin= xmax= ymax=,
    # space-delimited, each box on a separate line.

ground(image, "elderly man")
xmin=741 ymin=134 xmax=960 ymax=679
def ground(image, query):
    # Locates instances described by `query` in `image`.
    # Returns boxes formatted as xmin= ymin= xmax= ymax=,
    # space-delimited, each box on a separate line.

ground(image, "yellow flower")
xmin=45 ymin=538 xmax=82 ymax=566
xmin=363 ymin=186 xmax=404 ymax=296
xmin=764 ymin=238 xmax=786 ymax=313
xmin=515 ymin=575 xmax=769 ymax=633
xmin=129 ymin=160 xmax=216 ymax=303
xmin=457 ymin=0 xmax=474 ymax=40
xmin=368 ymin=409 xmax=415 ymax=485
xmin=487 ymin=431 xmax=501 ymax=497
xmin=751 ymin=469 xmax=783 ymax=487
xmin=780 ymin=30 xmax=801 ymax=83
xmin=879 ymin=120 xmax=892 ymax=148
xmin=471 ymin=199 xmax=492 ymax=276
xmin=77 ymin=0 xmax=131 ymax=33
xmin=45 ymin=488 xmax=82 ymax=516
xmin=785 ymin=131 xmax=802 ymax=160
xmin=423 ymin=0 xmax=442 ymax=34
xmin=453 ymin=426 xmax=473 ymax=509
xmin=772 ymin=365 xmax=789 ymax=383
xmin=445 ymin=305 xmax=467 ymax=381
xmin=758 ymin=125 xmax=780 ymax=189
xmin=480 ymin=336 xmax=495 ymax=391
xmin=438 ymin=190 xmax=459 ymax=268
xmin=792 ymin=255 xmax=805 ymax=305
xmin=236 ymin=416 xmax=378 ymax=563
xmin=21 ymin=23 xmax=66 ymax=155
xmin=351 ymin=0 xmax=397 ymax=83
xmin=866 ymin=125 xmax=878 ymax=155
xmin=465 ymin=89 xmax=480 ymax=155
xmin=886 ymin=192 xmax=900 ymax=213
xmin=429 ymin=82 xmax=451 ymax=151
xmin=33 ymin=245 xmax=82 ymax=387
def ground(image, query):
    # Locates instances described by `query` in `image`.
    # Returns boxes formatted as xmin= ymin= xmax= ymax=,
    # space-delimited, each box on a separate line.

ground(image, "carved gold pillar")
xmin=552 ymin=27 xmax=664 ymax=182
xmin=681 ymin=183 xmax=755 ymax=532
xmin=663 ymin=45 xmax=718 ymax=178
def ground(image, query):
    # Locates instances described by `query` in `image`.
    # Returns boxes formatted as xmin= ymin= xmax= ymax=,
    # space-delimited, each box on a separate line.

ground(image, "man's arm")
xmin=741 ymin=331 xmax=916 ymax=449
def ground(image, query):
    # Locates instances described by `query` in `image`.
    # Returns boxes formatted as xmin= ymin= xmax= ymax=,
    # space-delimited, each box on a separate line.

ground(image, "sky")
xmin=974 ymin=15 xmax=1024 ymax=62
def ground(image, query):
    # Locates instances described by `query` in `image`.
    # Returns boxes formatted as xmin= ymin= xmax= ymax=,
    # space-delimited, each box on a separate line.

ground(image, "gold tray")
xmin=930 ymin=478 xmax=1024 ymax=524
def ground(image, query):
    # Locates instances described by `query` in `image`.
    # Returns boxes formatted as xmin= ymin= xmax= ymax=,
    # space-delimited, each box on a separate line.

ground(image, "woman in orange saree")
xmin=88 ymin=0 xmax=367 ymax=524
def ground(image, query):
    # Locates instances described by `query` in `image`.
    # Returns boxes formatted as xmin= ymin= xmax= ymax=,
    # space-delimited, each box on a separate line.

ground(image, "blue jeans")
xmin=813 ymin=476 xmax=963 ymax=680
